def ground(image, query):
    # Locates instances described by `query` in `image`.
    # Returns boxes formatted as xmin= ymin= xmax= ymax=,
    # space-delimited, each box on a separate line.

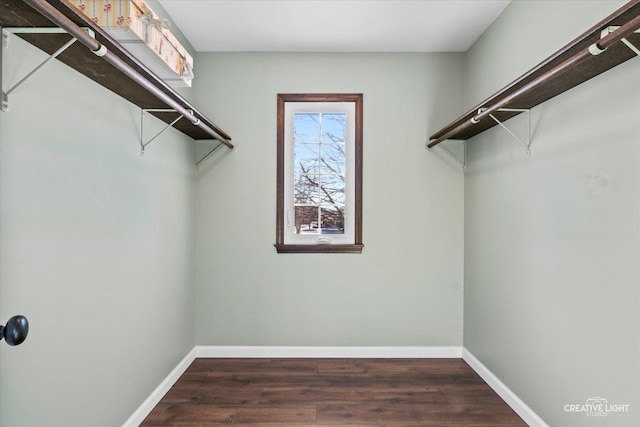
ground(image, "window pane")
xmin=294 ymin=113 xmax=320 ymax=143
xmin=294 ymin=174 xmax=319 ymax=204
xmin=295 ymin=206 xmax=319 ymax=234
xmin=320 ymin=175 xmax=345 ymax=205
xmin=321 ymin=113 xmax=346 ymax=143
xmin=294 ymin=143 xmax=319 ymax=174
xmin=320 ymin=143 xmax=345 ymax=174
xmin=321 ymin=206 xmax=345 ymax=234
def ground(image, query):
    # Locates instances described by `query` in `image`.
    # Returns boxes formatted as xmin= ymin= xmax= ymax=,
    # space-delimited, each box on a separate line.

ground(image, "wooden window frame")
xmin=275 ymin=93 xmax=363 ymax=254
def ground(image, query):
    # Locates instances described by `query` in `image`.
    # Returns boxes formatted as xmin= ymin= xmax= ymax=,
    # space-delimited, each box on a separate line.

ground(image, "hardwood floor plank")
xmin=259 ymin=387 xmax=448 ymax=405
xmin=184 ymin=359 xmax=318 ymax=376
xmin=363 ymin=358 xmax=474 ymax=375
xmin=317 ymin=359 xmax=369 ymax=375
xmin=158 ymin=382 xmax=263 ymax=405
xmin=371 ymin=365 xmax=487 ymax=388
xmin=441 ymin=387 xmax=516 ymax=405
xmin=182 ymin=373 xmax=375 ymax=389
xmin=144 ymin=404 xmax=316 ymax=424
xmin=316 ymin=403 xmax=526 ymax=426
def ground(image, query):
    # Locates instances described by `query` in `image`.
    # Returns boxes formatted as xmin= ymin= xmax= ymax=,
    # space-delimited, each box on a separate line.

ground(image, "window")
xmin=275 ymin=94 xmax=363 ymax=253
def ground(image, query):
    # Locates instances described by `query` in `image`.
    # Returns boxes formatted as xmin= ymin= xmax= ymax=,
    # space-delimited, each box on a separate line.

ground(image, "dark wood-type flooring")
xmin=141 ymin=358 xmax=527 ymax=426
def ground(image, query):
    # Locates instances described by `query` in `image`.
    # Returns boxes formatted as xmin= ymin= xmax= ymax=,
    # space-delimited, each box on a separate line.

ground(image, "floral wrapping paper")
xmin=69 ymin=0 xmax=193 ymax=85
xmin=70 ymin=0 xmax=147 ymax=41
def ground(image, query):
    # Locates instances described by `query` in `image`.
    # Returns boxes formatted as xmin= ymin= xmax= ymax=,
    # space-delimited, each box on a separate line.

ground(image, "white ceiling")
xmin=158 ymin=0 xmax=511 ymax=52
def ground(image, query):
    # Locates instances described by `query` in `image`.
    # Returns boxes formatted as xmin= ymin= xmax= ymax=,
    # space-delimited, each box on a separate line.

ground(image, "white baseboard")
xmin=122 ymin=348 xmax=197 ymax=427
xmin=125 ymin=346 xmax=550 ymax=427
xmin=195 ymin=345 xmax=463 ymax=358
xmin=462 ymin=348 xmax=548 ymax=427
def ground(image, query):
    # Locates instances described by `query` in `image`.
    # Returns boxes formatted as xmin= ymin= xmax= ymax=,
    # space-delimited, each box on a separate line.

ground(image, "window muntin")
xmin=276 ymin=94 xmax=363 ymax=253
xmin=292 ymin=110 xmax=347 ymax=238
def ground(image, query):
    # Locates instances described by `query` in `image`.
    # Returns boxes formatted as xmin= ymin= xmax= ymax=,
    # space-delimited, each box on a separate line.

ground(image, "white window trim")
xmin=283 ymin=102 xmax=356 ymax=245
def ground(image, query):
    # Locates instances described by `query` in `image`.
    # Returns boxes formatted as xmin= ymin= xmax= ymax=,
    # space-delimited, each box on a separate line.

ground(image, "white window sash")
xmin=283 ymin=102 xmax=356 ymax=245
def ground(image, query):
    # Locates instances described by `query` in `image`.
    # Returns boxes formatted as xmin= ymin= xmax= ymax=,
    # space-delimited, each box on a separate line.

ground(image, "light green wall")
xmin=194 ymin=53 xmax=465 ymax=346
xmin=464 ymin=1 xmax=639 ymax=426
xmin=0 ymin=16 xmax=196 ymax=427
xmin=6 ymin=2 xmax=635 ymax=425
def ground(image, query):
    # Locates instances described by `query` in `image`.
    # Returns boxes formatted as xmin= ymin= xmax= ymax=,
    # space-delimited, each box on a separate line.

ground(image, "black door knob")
xmin=0 ymin=315 xmax=29 ymax=346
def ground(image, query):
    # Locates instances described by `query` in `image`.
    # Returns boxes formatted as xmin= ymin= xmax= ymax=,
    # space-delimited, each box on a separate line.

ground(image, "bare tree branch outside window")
xmin=293 ymin=113 xmax=346 ymax=235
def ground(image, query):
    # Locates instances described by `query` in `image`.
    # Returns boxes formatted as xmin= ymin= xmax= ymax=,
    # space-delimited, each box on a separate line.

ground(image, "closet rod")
xmin=22 ymin=0 xmax=233 ymax=149
xmin=428 ymin=11 xmax=640 ymax=149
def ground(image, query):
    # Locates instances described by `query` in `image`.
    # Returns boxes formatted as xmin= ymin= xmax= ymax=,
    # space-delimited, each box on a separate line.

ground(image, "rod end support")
xmin=588 ymin=42 xmax=607 ymax=55
xmin=92 ymin=44 xmax=108 ymax=57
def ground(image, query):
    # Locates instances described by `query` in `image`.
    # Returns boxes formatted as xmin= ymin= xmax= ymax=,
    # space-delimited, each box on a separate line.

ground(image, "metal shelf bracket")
xmin=140 ymin=108 xmax=227 ymax=165
xmin=140 ymin=108 xmax=184 ymax=154
xmin=428 ymin=107 xmax=530 ymax=169
xmin=601 ymin=26 xmax=640 ymax=56
xmin=436 ymin=141 xmax=466 ymax=172
xmin=1 ymin=27 xmax=95 ymax=112
xmin=479 ymin=107 xmax=532 ymax=156
xmin=196 ymin=141 xmax=226 ymax=167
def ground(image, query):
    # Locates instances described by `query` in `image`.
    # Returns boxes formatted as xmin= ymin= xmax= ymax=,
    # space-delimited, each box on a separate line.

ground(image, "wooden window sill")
xmin=274 ymin=244 xmax=364 ymax=254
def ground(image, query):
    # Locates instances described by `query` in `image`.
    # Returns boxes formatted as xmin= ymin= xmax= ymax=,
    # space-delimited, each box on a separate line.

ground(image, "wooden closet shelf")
xmin=0 ymin=0 xmax=231 ymax=142
xmin=429 ymin=0 xmax=640 ymax=147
